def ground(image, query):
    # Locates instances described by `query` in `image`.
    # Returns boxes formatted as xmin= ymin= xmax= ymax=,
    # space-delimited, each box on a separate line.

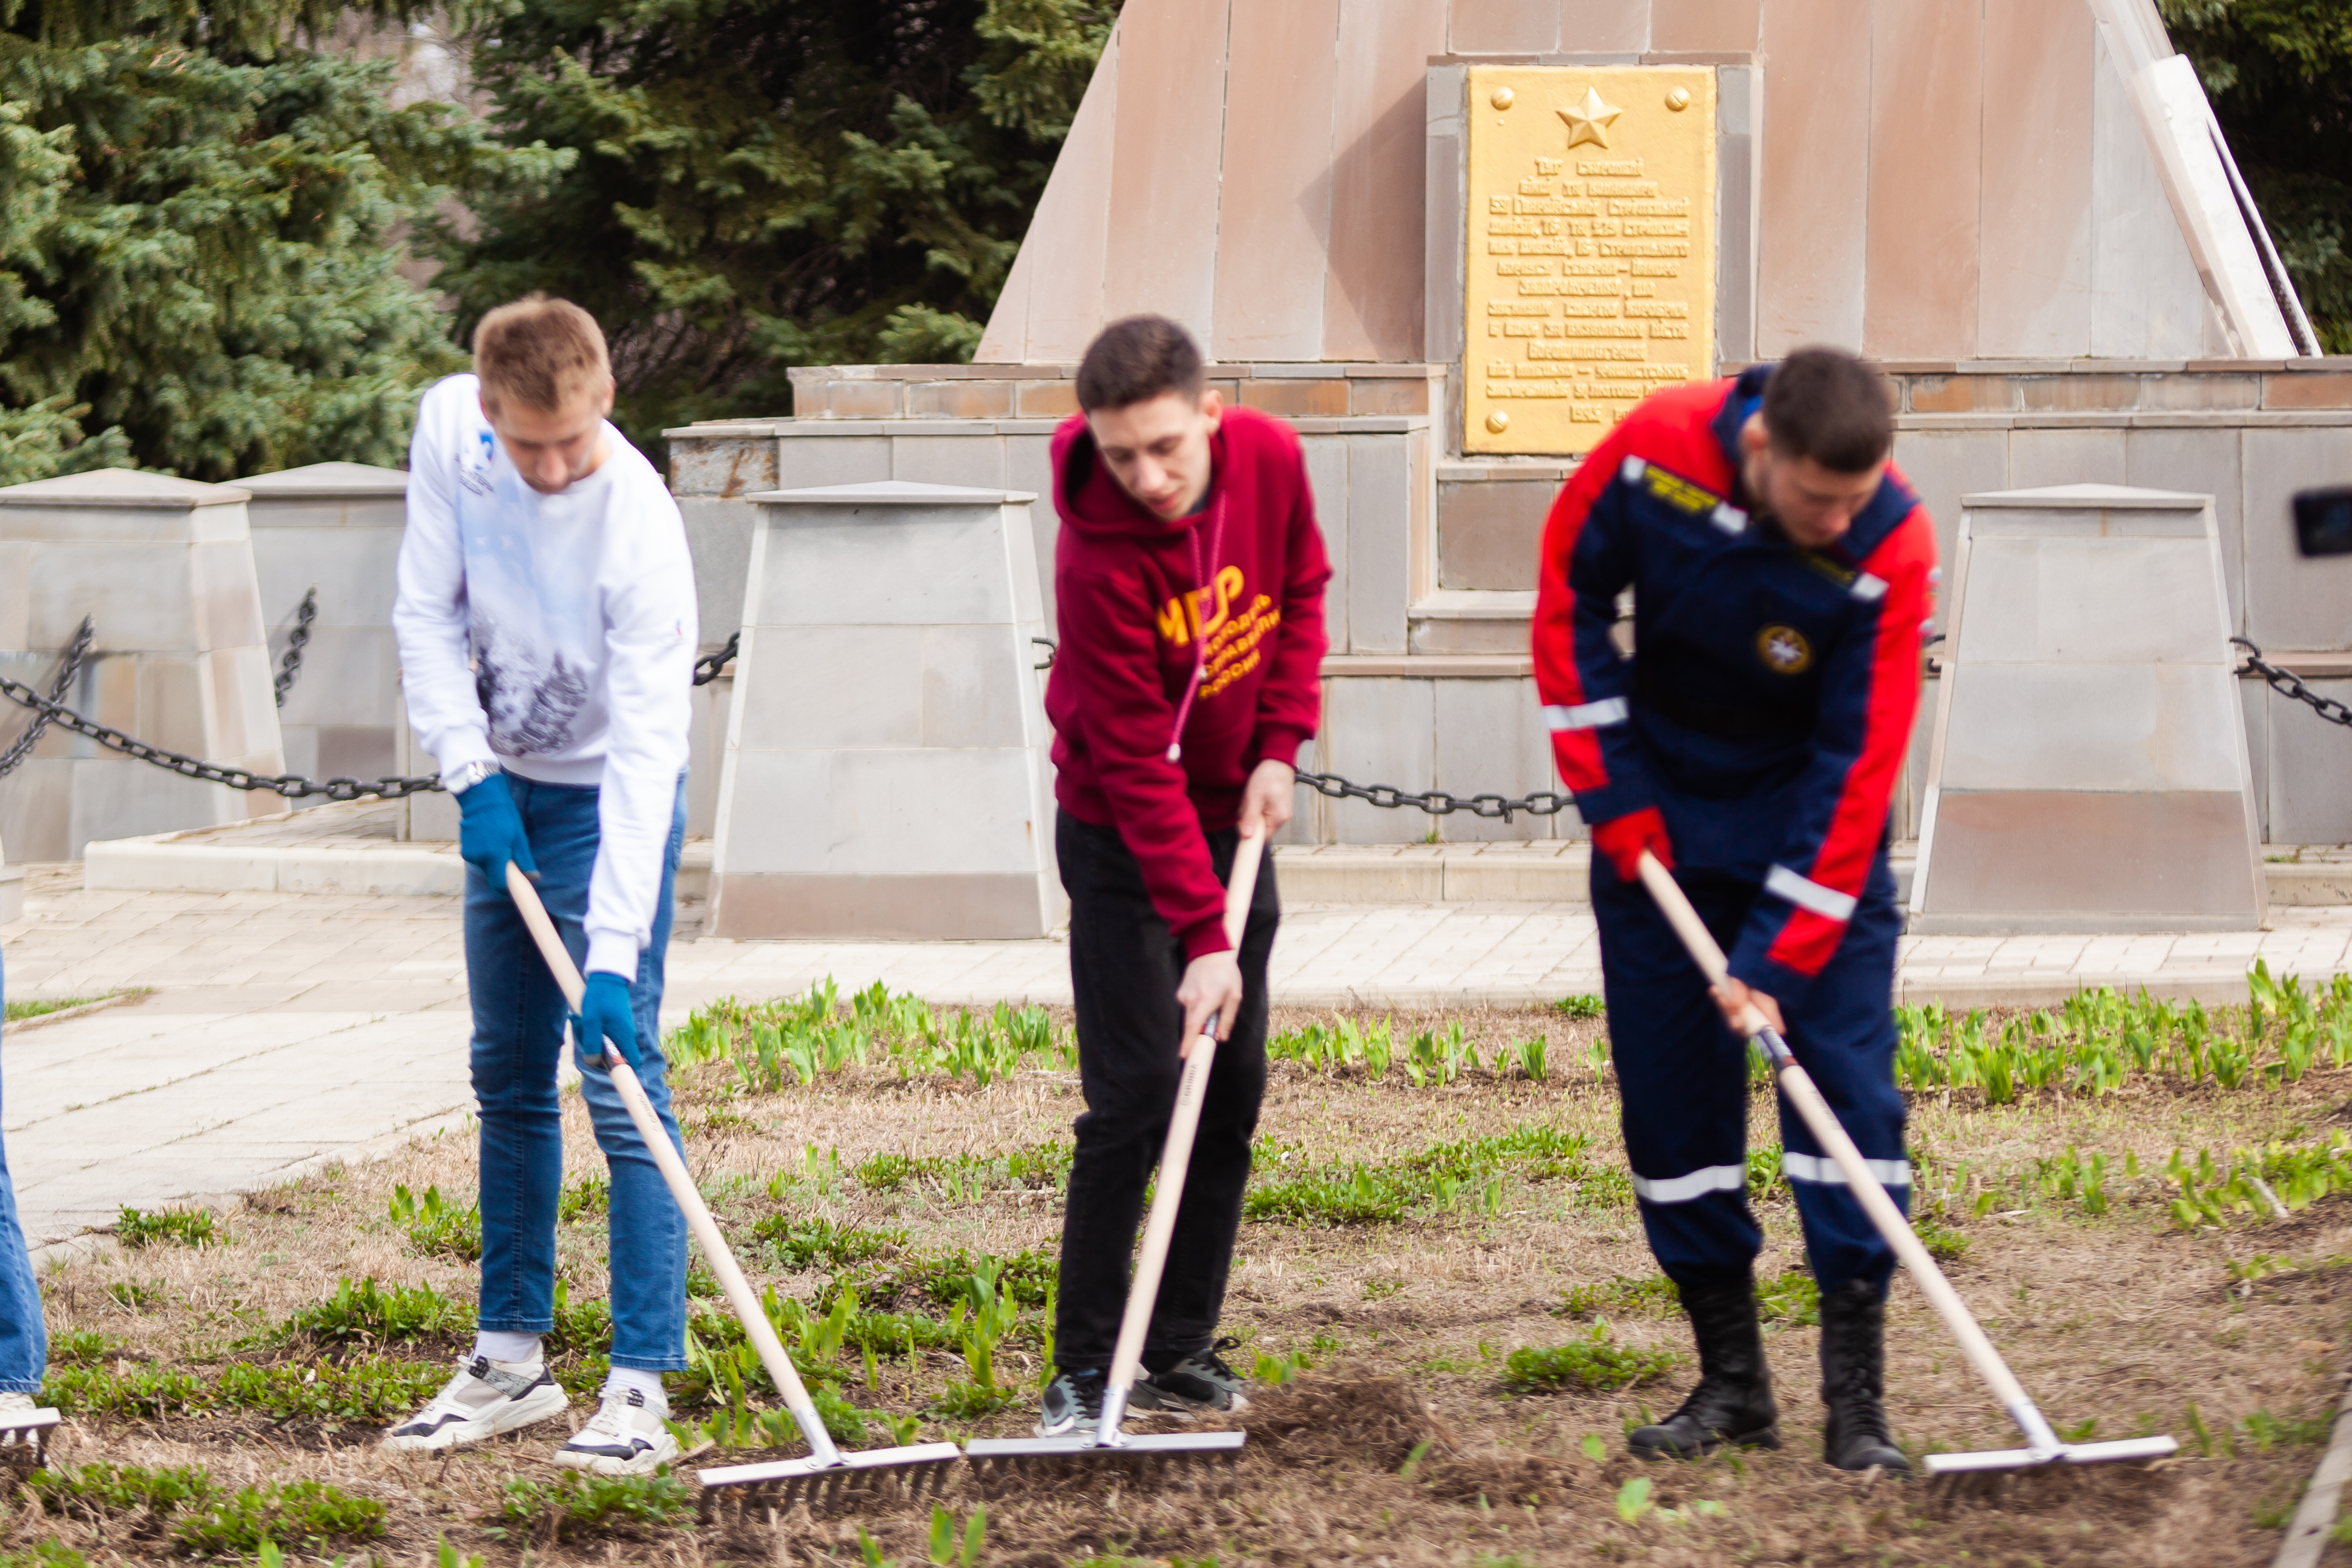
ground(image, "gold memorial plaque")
xmin=1463 ymin=66 xmax=1717 ymax=456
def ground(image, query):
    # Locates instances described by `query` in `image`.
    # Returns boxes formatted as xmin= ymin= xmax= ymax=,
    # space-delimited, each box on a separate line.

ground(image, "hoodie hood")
xmin=1050 ymin=413 xmax=1224 ymax=541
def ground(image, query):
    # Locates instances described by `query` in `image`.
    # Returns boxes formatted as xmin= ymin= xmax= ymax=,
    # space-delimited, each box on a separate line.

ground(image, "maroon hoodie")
xmin=1045 ymin=404 xmax=1332 ymax=959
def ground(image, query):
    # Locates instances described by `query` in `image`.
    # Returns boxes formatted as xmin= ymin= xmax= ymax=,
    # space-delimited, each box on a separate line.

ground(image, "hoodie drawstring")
xmin=1165 ymin=493 xmax=1227 ymax=764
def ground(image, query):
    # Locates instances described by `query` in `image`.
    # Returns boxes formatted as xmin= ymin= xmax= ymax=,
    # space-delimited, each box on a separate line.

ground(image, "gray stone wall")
xmin=676 ymin=364 xmax=2352 ymax=851
xmin=1894 ymin=411 xmax=2352 ymax=845
xmin=0 ymin=472 xmax=286 ymax=860
xmin=241 ymin=464 xmax=410 ymax=789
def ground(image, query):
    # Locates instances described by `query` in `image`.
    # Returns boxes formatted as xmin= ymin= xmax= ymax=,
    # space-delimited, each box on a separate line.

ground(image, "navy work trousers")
xmin=1593 ymin=853 xmax=1908 ymax=1299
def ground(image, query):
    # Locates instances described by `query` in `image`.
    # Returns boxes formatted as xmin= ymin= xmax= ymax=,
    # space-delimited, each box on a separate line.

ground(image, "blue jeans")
xmin=466 ymin=774 xmax=689 ymax=1372
xmin=0 ymin=954 xmax=45 ymax=1391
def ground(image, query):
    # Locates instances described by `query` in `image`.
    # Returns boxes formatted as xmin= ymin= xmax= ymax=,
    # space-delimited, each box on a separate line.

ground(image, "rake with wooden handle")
xmin=963 ymin=829 xmax=1265 ymax=1484
xmin=504 ymin=865 xmax=960 ymax=1509
xmin=1636 ymin=851 xmax=2176 ymax=1475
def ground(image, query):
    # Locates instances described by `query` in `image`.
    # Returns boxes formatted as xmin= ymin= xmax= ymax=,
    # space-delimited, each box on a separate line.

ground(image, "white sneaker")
xmin=380 ymin=1356 xmax=569 ymax=1452
xmin=553 ymin=1387 xmax=680 ymax=1475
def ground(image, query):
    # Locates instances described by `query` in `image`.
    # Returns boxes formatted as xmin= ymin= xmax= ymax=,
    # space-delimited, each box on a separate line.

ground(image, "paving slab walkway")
xmin=4 ymin=863 xmax=2350 ymax=1251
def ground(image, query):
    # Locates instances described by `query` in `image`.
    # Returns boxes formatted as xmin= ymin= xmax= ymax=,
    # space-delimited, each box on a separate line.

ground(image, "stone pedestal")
xmin=239 ymin=462 xmax=409 ymax=789
xmin=1911 ymin=483 xmax=2265 ymax=933
xmin=0 ymin=470 xmax=286 ymax=861
xmin=708 ymin=481 xmax=1059 ymax=938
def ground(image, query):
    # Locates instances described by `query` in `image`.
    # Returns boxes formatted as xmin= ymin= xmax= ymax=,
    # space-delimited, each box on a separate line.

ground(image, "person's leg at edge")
xmin=1135 ymin=826 xmax=1276 ymax=1411
xmin=1593 ymin=861 xmax=1778 ymax=1460
xmin=1048 ymin=812 xmax=1186 ymax=1425
xmin=0 ymin=951 xmax=48 ymax=1412
xmin=1777 ymin=852 xmax=1909 ymax=1473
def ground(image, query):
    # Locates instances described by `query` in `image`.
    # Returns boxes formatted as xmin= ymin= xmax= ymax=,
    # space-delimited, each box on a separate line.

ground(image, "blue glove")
xmin=456 ymin=771 xmax=536 ymax=893
xmin=572 ymin=971 xmax=642 ymax=1073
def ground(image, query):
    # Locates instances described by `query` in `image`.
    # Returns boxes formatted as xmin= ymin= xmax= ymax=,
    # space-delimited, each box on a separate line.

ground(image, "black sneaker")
xmin=1134 ymin=1337 xmax=1250 ymax=1415
xmin=1036 ymin=1369 xmax=1105 ymax=1437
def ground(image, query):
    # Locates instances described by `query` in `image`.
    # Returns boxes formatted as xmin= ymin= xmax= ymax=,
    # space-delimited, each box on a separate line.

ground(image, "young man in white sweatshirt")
xmin=386 ymin=296 xmax=699 ymax=1474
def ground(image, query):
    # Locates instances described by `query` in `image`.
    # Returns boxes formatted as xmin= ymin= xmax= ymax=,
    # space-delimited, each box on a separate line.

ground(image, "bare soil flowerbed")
xmin=15 ymin=993 xmax=2352 ymax=1567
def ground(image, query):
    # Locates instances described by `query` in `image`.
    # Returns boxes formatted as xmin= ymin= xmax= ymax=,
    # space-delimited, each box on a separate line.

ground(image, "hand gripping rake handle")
xmin=1635 ymin=852 xmax=2066 ymax=1461
xmin=1095 ymin=828 xmax=1266 ymax=1445
xmin=507 ymin=865 xmax=845 ymax=1469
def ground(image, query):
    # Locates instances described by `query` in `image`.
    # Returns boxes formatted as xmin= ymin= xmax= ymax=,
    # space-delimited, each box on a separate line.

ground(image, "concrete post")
xmin=0 ymin=470 xmax=286 ymax=860
xmin=238 ymin=462 xmax=409 ymax=788
xmin=708 ymin=481 xmax=1061 ymax=938
xmin=1911 ymin=483 xmax=2265 ymax=932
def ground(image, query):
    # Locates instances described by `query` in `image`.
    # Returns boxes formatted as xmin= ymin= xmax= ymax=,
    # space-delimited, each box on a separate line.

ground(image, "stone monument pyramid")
xmin=978 ymin=0 xmax=2304 ymax=374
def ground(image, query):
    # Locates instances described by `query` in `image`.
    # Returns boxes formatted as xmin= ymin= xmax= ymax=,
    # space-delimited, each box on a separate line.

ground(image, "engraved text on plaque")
xmin=1463 ymin=66 xmax=1717 ymax=456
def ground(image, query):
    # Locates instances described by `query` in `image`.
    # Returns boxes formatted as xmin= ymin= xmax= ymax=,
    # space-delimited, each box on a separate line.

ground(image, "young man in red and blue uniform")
xmin=1533 ymin=348 xmax=1937 ymax=1474
xmin=1035 ymin=315 xmax=1331 ymax=1437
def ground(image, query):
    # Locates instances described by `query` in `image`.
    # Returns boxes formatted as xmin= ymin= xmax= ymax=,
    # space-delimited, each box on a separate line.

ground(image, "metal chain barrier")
xmin=0 ymin=605 xmax=440 ymax=800
xmin=0 ymin=667 xmax=443 ymax=800
xmin=60 ymin=617 xmax=2328 ymax=814
xmin=273 ymin=587 xmax=317 ymax=708
xmin=0 ymin=616 xmax=94 ymax=780
xmin=2 ymin=614 xmax=753 ymax=802
xmin=2234 ymin=636 xmax=2352 ymax=730
xmin=1294 ymin=768 xmax=1573 ymax=823
xmin=693 ymin=632 xmax=738 ymax=687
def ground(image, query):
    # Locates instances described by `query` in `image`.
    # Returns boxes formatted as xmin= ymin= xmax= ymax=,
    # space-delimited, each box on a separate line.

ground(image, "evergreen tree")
xmin=432 ymin=0 xmax=1117 ymax=456
xmin=0 ymin=0 xmax=552 ymax=481
xmin=2166 ymin=0 xmax=2352 ymax=351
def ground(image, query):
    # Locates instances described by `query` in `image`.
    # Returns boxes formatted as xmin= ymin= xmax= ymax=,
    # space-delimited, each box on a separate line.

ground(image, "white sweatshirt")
xmin=393 ymin=374 xmax=698 ymax=978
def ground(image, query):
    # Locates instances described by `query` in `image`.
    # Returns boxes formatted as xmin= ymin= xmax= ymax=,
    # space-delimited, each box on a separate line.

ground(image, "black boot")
xmin=1629 ymin=1274 xmax=1780 ymax=1460
xmin=1819 ymin=1279 xmax=1911 ymax=1474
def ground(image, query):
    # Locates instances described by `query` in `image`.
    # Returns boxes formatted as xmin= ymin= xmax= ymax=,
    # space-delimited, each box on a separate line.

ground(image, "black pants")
xmin=1052 ymin=810 xmax=1278 ymax=1374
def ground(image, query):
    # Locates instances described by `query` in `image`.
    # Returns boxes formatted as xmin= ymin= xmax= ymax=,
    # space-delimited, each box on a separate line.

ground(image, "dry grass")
xmin=16 ymin=1001 xmax=2352 ymax=1566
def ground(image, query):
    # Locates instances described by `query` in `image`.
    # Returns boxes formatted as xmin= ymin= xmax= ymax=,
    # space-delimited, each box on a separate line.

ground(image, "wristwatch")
xmin=444 ymin=759 xmax=500 ymax=795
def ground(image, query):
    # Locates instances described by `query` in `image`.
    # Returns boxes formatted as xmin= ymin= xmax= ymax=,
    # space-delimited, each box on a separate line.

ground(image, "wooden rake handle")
xmin=1634 ymin=851 xmax=2063 ymax=1457
xmin=505 ymin=864 xmax=845 ymax=1467
xmin=1102 ymin=829 xmax=1266 ymax=1415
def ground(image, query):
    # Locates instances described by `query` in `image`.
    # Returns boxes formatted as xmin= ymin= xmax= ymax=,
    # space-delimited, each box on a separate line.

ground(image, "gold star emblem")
xmin=1558 ymin=87 xmax=1622 ymax=150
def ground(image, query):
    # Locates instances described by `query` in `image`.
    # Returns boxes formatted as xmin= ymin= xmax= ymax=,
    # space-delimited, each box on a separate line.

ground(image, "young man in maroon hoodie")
xmin=1036 ymin=315 xmax=1332 ymax=1435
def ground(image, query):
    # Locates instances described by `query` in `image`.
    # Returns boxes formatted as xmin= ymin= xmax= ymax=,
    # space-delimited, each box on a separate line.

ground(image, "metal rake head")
xmin=697 ymin=1441 xmax=963 ymax=1518
xmin=1922 ymin=1433 xmax=2178 ymax=1480
xmin=963 ymin=1430 xmax=1244 ymax=1493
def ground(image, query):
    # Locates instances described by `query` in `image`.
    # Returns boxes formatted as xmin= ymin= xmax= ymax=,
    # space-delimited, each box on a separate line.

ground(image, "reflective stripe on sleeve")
xmin=1620 ymin=455 xmax=1649 ymax=484
xmin=1630 ymin=1164 xmax=1747 ymax=1205
xmin=1710 ymin=503 xmax=1747 ymax=535
xmin=1850 ymin=572 xmax=1889 ymax=602
xmin=1544 ymin=697 xmax=1630 ymax=732
xmin=1781 ymin=1151 xmax=1912 ymax=1188
xmin=1764 ymin=865 xmax=1859 ymax=923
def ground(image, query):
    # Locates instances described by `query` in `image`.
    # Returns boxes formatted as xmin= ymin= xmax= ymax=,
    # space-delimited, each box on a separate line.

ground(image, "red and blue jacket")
xmin=1532 ymin=365 xmax=1938 ymax=1001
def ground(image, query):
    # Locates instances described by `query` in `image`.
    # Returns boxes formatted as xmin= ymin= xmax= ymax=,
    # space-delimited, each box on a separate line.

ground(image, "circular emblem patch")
xmin=1757 ymin=625 xmax=1812 ymax=675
